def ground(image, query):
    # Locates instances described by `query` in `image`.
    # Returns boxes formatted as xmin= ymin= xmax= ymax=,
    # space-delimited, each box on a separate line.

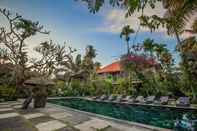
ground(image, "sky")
xmin=0 ymin=0 xmax=182 ymax=66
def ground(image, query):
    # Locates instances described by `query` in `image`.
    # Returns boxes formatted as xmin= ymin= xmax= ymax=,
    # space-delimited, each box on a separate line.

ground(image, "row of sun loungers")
xmin=92 ymin=95 xmax=191 ymax=107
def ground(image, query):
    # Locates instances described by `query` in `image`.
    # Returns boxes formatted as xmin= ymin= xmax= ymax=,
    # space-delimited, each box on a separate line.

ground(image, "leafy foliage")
xmin=0 ymin=8 xmax=49 ymax=91
xmin=0 ymin=85 xmax=17 ymax=101
xmin=140 ymin=0 xmax=197 ymax=44
xmin=55 ymin=45 xmax=100 ymax=84
xmin=179 ymin=37 xmax=197 ymax=101
xmin=192 ymin=19 xmax=197 ymax=33
xmin=80 ymin=0 xmax=161 ymax=15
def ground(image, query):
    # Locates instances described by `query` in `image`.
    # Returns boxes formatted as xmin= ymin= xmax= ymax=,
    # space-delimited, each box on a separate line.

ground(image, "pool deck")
xmin=0 ymin=99 xmax=172 ymax=131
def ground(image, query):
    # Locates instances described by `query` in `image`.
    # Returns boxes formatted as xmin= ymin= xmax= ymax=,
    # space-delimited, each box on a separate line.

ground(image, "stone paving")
xmin=0 ymin=101 xmax=171 ymax=131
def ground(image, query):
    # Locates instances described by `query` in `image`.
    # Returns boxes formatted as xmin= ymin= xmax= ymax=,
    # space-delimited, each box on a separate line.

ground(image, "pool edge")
xmin=48 ymin=97 xmax=197 ymax=110
xmin=47 ymin=102 xmax=172 ymax=131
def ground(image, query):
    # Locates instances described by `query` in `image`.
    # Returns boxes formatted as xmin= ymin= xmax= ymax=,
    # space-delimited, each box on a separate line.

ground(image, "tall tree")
xmin=0 ymin=8 xmax=49 ymax=91
xmin=0 ymin=9 xmax=79 ymax=108
xmin=55 ymin=45 xmax=99 ymax=83
xmin=120 ymin=25 xmax=135 ymax=54
xmin=143 ymin=38 xmax=155 ymax=57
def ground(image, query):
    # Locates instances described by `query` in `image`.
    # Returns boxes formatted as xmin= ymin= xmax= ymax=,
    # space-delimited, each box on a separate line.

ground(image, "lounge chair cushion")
xmin=122 ymin=96 xmax=132 ymax=101
xmin=160 ymin=96 xmax=169 ymax=104
xmin=114 ymin=95 xmax=123 ymax=102
xmin=108 ymin=95 xmax=116 ymax=101
xmin=146 ymin=96 xmax=155 ymax=103
xmin=135 ymin=96 xmax=144 ymax=103
xmin=177 ymin=97 xmax=190 ymax=106
xmin=100 ymin=95 xmax=107 ymax=100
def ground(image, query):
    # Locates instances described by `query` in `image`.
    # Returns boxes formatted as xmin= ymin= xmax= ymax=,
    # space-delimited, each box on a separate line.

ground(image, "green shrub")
xmin=0 ymin=85 xmax=17 ymax=101
xmin=48 ymin=80 xmax=65 ymax=97
xmin=92 ymin=79 xmax=113 ymax=95
xmin=61 ymin=79 xmax=114 ymax=97
xmin=70 ymin=79 xmax=82 ymax=96
xmin=114 ymin=78 xmax=131 ymax=95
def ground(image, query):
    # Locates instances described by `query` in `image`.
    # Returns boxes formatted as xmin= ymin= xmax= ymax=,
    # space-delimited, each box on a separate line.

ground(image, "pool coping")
xmin=48 ymin=97 xmax=197 ymax=110
xmin=47 ymin=99 xmax=172 ymax=131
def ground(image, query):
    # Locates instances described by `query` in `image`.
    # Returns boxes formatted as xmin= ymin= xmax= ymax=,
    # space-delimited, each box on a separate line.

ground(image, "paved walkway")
xmin=0 ymin=101 xmax=170 ymax=131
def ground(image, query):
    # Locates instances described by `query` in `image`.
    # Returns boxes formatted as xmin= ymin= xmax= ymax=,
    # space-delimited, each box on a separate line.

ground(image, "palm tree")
xmin=143 ymin=38 xmax=155 ymax=57
xmin=120 ymin=25 xmax=135 ymax=55
xmin=162 ymin=0 xmax=197 ymax=44
xmin=85 ymin=45 xmax=96 ymax=59
xmin=162 ymin=0 xmax=197 ymax=21
xmin=153 ymin=44 xmax=167 ymax=59
xmin=94 ymin=62 xmax=101 ymax=70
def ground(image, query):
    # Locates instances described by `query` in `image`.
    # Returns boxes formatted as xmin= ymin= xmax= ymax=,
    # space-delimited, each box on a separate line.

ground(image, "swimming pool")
xmin=48 ymin=98 xmax=197 ymax=130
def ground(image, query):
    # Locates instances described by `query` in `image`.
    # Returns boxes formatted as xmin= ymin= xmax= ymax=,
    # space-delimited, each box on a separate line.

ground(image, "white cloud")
xmin=96 ymin=2 xmax=166 ymax=34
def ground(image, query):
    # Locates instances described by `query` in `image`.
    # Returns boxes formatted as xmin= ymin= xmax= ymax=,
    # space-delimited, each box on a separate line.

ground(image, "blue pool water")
xmin=48 ymin=98 xmax=197 ymax=130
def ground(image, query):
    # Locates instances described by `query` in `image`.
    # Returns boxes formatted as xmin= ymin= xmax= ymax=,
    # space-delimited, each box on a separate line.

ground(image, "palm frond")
xmin=192 ymin=19 xmax=197 ymax=33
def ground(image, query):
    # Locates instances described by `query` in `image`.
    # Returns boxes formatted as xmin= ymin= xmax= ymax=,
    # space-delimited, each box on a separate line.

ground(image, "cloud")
xmin=96 ymin=2 xmax=166 ymax=34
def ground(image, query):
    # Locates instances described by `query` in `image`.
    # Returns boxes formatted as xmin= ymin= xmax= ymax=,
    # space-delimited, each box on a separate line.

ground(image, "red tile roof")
xmin=97 ymin=61 xmax=121 ymax=74
xmin=97 ymin=55 xmax=159 ymax=74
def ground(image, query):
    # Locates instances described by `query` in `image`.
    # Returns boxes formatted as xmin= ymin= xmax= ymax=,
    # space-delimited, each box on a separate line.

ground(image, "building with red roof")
xmin=97 ymin=61 xmax=122 ymax=74
xmin=96 ymin=61 xmax=123 ymax=80
xmin=97 ymin=55 xmax=159 ymax=79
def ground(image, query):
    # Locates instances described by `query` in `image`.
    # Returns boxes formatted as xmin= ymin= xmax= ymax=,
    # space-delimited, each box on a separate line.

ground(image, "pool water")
xmin=48 ymin=98 xmax=197 ymax=130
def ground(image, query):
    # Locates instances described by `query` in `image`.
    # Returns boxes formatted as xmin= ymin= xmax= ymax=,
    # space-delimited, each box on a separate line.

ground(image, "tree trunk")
xmin=127 ymin=41 xmax=130 ymax=55
xmin=174 ymin=29 xmax=181 ymax=45
xmin=191 ymin=85 xmax=196 ymax=102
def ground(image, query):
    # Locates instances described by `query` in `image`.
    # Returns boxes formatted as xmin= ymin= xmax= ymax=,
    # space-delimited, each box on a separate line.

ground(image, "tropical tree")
xmin=143 ymin=38 xmax=155 ymax=57
xmin=80 ymin=0 xmax=159 ymax=15
xmin=153 ymin=44 xmax=167 ymax=59
xmin=32 ymin=41 xmax=76 ymax=77
xmin=0 ymin=8 xmax=49 ymax=92
xmin=178 ymin=36 xmax=197 ymax=101
xmin=140 ymin=0 xmax=197 ymax=45
xmin=80 ymin=0 xmax=197 ymax=99
xmin=82 ymin=45 xmax=97 ymax=74
xmin=55 ymin=45 xmax=99 ymax=83
xmin=0 ymin=9 xmax=80 ymax=108
xmin=138 ymin=38 xmax=173 ymax=70
xmin=120 ymin=25 xmax=135 ymax=54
